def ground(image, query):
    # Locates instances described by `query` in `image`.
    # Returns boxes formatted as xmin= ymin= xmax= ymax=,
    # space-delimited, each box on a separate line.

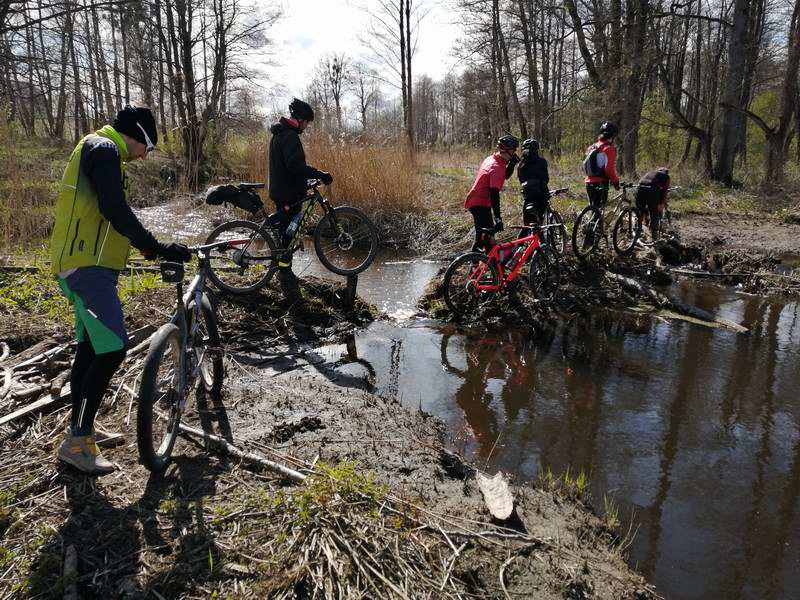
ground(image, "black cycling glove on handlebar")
xmin=156 ymin=242 xmax=192 ymax=263
xmin=320 ymin=171 xmax=333 ymax=185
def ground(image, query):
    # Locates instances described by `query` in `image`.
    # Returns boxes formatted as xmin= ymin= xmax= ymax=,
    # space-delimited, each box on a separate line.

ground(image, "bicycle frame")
xmin=473 ymin=228 xmax=545 ymax=292
xmin=258 ymin=184 xmax=337 ymax=256
xmin=604 ymin=185 xmax=636 ymax=226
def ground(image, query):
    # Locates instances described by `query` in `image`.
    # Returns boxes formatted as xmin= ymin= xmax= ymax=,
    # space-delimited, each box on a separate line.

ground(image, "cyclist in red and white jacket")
xmin=583 ymin=121 xmax=619 ymax=208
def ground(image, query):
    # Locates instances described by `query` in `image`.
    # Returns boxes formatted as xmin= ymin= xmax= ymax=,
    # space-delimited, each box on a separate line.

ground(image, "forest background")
xmin=2 ymin=0 xmax=800 ymax=252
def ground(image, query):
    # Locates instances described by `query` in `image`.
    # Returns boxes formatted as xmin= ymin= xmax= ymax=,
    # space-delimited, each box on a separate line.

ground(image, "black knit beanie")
xmin=113 ymin=105 xmax=158 ymax=148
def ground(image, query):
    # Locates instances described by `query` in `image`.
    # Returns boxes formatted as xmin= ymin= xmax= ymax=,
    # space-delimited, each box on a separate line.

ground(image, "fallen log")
xmin=177 ymin=422 xmax=306 ymax=482
xmin=0 ymin=367 xmax=10 ymax=400
xmin=0 ymin=385 xmax=71 ymax=427
xmin=606 ymin=271 xmax=748 ymax=333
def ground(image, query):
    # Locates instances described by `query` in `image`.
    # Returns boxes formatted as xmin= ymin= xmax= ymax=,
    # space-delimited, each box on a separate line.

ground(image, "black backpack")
xmin=205 ymin=184 xmax=264 ymax=213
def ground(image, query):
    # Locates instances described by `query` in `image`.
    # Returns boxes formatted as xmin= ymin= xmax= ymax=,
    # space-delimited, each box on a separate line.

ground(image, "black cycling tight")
xmin=70 ymin=341 xmax=126 ymax=436
xmin=469 ymin=206 xmax=495 ymax=253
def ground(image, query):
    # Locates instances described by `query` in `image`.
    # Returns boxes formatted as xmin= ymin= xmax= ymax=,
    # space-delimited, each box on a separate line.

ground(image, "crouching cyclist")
xmin=464 ymin=135 xmax=519 ymax=253
xmin=51 ymin=105 xmax=191 ymax=475
xmin=635 ymin=167 xmax=671 ymax=240
xmin=517 ymin=138 xmax=549 ymax=226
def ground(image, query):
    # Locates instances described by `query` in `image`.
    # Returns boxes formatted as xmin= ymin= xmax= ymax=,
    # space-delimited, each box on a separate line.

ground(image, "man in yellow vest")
xmin=50 ymin=105 xmax=190 ymax=475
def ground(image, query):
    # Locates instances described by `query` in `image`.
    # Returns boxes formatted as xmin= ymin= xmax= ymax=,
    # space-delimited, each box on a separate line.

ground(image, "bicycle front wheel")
xmin=528 ymin=245 xmax=561 ymax=302
xmin=442 ymin=252 xmax=499 ymax=315
xmin=187 ymin=294 xmax=223 ymax=395
xmin=137 ymin=323 xmax=183 ymax=473
xmin=571 ymin=205 xmax=603 ymax=260
xmin=314 ymin=206 xmax=379 ymax=276
xmin=612 ymin=207 xmax=642 ymax=256
xmin=205 ymin=220 xmax=277 ymax=294
xmin=546 ymin=209 xmax=567 ymax=255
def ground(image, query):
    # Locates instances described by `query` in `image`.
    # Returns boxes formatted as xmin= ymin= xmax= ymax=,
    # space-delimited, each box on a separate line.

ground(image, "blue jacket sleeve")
xmin=81 ymin=142 xmax=158 ymax=253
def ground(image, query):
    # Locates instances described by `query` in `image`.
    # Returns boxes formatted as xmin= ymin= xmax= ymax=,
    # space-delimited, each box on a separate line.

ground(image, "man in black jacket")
xmin=517 ymin=138 xmax=549 ymax=225
xmin=269 ymin=98 xmax=332 ymax=299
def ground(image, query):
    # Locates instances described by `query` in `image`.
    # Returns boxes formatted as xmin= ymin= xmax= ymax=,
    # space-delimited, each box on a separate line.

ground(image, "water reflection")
xmin=317 ymin=285 xmax=800 ymax=600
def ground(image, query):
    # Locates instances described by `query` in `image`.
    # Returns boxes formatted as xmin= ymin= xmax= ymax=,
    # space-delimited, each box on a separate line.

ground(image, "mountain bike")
xmin=442 ymin=224 xmax=561 ymax=315
xmin=571 ymin=182 xmax=641 ymax=259
xmin=136 ymin=240 xmax=246 ymax=472
xmin=204 ymin=180 xmax=379 ymax=294
xmin=524 ymin=187 xmax=569 ymax=255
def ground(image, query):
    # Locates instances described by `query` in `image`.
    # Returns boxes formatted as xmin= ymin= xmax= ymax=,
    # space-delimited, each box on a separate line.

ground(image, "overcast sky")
xmin=260 ymin=0 xmax=463 ymax=113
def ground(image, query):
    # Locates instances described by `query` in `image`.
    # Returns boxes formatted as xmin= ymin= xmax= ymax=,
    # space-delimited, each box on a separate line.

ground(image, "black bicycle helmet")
xmin=497 ymin=134 xmax=519 ymax=151
xmin=289 ymin=98 xmax=315 ymax=121
xmin=599 ymin=121 xmax=618 ymax=139
xmin=522 ymin=138 xmax=540 ymax=153
xmin=113 ymin=105 xmax=158 ymax=150
xmin=657 ymin=166 xmax=669 ymax=175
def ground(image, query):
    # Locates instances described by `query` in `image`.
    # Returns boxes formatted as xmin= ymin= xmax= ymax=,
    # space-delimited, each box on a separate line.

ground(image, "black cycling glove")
xmin=494 ymin=220 xmax=504 ymax=233
xmin=320 ymin=171 xmax=333 ymax=185
xmin=157 ymin=242 xmax=192 ymax=263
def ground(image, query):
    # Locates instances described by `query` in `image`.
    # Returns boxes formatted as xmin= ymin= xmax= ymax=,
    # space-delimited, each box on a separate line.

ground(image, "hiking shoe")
xmin=57 ymin=429 xmax=116 ymax=475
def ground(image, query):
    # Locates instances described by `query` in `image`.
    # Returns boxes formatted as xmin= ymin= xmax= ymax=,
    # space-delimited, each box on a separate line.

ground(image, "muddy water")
xmin=317 ymin=272 xmax=800 ymax=600
xmin=139 ymin=204 xmax=800 ymax=598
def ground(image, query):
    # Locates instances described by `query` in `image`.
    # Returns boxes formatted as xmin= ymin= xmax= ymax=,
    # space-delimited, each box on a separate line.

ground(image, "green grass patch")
xmin=293 ymin=461 xmax=387 ymax=525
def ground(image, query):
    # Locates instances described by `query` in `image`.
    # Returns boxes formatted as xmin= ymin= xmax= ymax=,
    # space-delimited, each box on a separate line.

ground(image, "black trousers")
xmin=469 ymin=206 xmax=494 ymax=253
xmin=272 ymin=200 xmax=302 ymax=268
xmin=586 ymin=182 xmax=609 ymax=209
xmin=522 ymin=194 xmax=549 ymax=225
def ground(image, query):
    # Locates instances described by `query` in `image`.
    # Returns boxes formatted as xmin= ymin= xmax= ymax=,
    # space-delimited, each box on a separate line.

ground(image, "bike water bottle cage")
xmin=160 ymin=262 xmax=185 ymax=284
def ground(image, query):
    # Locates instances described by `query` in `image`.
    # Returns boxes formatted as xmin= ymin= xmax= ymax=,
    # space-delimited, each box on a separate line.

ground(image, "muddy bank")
xmin=0 ymin=279 xmax=657 ymax=599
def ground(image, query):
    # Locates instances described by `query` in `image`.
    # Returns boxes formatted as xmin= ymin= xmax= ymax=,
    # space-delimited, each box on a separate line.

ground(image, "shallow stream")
xmin=140 ymin=204 xmax=800 ymax=599
xmin=315 ymin=256 xmax=800 ymax=600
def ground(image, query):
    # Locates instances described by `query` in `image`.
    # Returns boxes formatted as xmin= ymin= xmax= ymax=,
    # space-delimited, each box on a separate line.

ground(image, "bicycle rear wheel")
xmin=442 ymin=252 xmax=499 ymax=315
xmin=612 ymin=207 xmax=642 ymax=256
xmin=545 ymin=209 xmax=567 ymax=255
xmin=187 ymin=294 xmax=223 ymax=395
xmin=571 ymin=205 xmax=603 ymax=259
xmin=314 ymin=206 xmax=379 ymax=276
xmin=205 ymin=220 xmax=277 ymax=294
xmin=137 ymin=323 xmax=183 ymax=473
xmin=528 ymin=246 xmax=561 ymax=302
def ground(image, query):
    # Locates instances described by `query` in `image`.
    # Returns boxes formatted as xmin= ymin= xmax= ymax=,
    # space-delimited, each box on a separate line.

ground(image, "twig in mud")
xmin=499 ymin=554 xmax=518 ymax=600
xmin=177 ymin=421 xmax=307 ymax=482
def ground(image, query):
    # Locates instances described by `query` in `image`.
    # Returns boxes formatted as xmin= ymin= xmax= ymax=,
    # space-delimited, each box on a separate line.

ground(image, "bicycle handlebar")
xmin=549 ymin=187 xmax=569 ymax=195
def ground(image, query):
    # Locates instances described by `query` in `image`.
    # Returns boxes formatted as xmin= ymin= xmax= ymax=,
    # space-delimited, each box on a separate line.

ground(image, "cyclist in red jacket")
xmin=583 ymin=121 xmax=620 ymax=208
xmin=464 ymin=135 xmax=519 ymax=252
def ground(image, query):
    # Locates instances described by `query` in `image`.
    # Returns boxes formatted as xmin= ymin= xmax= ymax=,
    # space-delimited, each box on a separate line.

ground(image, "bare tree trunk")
xmin=405 ymin=0 xmax=413 ymax=145
xmin=499 ymin=22 xmax=527 ymax=139
xmin=714 ymin=0 xmax=751 ymax=185
xmin=109 ymin=7 xmax=122 ymax=109
xmin=92 ymin=6 xmax=115 ymax=120
xmin=517 ymin=0 xmax=542 ymax=138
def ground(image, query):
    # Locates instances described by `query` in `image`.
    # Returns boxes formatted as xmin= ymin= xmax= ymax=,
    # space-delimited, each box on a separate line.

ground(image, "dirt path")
xmin=674 ymin=210 xmax=800 ymax=256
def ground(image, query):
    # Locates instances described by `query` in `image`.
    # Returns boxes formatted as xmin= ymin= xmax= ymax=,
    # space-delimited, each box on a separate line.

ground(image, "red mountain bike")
xmin=442 ymin=224 xmax=561 ymax=315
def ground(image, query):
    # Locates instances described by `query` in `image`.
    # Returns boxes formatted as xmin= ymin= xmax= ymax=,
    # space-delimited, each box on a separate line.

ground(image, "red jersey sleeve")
xmin=604 ymin=144 xmax=619 ymax=186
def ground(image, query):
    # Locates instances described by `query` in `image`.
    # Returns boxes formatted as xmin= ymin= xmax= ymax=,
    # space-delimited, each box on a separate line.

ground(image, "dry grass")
xmin=0 ymin=121 xmax=63 ymax=254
